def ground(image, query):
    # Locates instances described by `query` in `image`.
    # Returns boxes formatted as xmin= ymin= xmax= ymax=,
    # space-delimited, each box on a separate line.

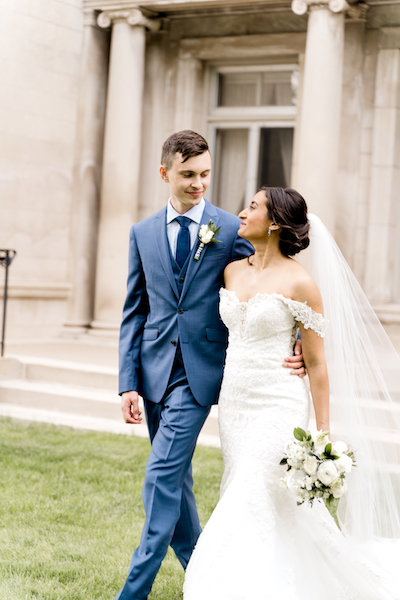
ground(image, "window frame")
xmin=207 ymin=64 xmax=298 ymax=207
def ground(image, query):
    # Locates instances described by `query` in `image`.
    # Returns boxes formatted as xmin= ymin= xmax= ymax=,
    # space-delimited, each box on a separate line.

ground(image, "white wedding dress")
xmin=183 ymin=288 xmax=399 ymax=600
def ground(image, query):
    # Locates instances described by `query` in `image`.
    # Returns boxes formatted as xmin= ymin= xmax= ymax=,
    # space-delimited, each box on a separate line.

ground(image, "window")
xmin=208 ymin=65 xmax=298 ymax=213
xmin=218 ymin=69 xmax=296 ymax=108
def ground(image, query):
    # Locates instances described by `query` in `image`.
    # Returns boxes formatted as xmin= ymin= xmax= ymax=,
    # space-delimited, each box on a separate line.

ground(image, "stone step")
xmin=2 ymin=355 xmax=117 ymax=390
xmin=0 ymin=369 xmax=221 ymax=447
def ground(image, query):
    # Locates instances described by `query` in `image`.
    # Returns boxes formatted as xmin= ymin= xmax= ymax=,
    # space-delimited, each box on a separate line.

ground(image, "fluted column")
xmin=292 ymin=0 xmax=357 ymax=231
xmin=65 ymin=10 xmax=109 ymax=332
xmin=91 ymin=9 xmax=159 ymax=333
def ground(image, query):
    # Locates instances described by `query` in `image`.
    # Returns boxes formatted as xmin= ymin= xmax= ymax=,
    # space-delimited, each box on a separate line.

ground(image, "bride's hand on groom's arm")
xmin=121 ymin=391 xmax=143 ymax=424
xmin=282 ymin=339 xmax=306 ymax=377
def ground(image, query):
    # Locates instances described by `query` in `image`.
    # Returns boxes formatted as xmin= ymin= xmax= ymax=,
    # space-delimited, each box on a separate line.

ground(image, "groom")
xmin=117 ymin=130 xmax=304 ymax=599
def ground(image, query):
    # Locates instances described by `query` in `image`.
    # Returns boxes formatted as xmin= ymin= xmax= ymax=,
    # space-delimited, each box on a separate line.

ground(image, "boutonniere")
xmin=194 ymin=220 xmax=221 ymax=260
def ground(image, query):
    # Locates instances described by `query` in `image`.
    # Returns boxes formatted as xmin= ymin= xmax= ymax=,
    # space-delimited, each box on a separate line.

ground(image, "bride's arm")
xmin=295 ymin=277 xmax=330 ymax=432
xmin=300 ymin=324 xmax=330 ymax=432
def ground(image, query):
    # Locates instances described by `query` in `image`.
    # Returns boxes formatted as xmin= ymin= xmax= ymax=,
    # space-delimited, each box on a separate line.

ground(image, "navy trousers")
xmin=115 ymin=355 xmax=211 ymax=600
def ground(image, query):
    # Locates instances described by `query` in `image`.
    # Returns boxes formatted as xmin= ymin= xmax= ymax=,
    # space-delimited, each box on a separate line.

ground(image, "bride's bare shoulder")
xmin=289 ymin=260 xmax=323 ymax=311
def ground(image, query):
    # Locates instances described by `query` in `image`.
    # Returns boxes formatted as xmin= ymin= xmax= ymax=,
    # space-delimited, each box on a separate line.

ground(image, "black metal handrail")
xmin=0 ymin=249 xmax=17 ymax=357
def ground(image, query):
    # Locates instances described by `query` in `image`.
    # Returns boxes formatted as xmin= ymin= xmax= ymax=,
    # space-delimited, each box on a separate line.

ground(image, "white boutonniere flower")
xmin=194 ymin=220 xmax=221 ymax=261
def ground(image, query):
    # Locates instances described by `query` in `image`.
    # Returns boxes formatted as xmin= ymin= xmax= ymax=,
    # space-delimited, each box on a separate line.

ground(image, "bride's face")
xmin=238 ymin=191 xmax=273 ymax=240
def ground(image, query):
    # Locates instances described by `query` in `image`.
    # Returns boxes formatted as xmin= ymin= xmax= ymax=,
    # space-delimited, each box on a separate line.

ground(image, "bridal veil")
xmin=303 ymin=214 xmax=400 ymax=549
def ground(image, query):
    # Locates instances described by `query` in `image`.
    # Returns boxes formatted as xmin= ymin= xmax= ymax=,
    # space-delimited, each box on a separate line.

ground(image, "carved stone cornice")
xmin=83 ymin=9 xmax=99 ymax=26
xmin=292 ymin=0 xmax=368 ymax=17
xmin=97 ymin=8 xmax=160 ymax=30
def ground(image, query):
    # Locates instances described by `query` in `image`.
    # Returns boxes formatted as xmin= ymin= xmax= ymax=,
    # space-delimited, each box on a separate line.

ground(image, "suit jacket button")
xmin=171 ymin=340 xmax=176 ymax=346
xmin=179 ymin=277 xmax=185 ymax=283
xmin=178 ymin=308 xmax=184 ymax=314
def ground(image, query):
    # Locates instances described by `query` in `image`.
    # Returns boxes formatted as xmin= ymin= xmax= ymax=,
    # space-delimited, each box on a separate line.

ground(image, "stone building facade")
xmin=1 ymin=0 xmax=400 ymax=339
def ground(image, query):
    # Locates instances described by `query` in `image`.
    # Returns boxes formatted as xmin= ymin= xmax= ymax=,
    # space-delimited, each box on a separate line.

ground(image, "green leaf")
xmin=294 ymin=427 xmax=307 ymax=441
xmin=323 ymin=496 xmax=341 ymax=530
xmin=325 ymin=442 xmax=332 ymax=454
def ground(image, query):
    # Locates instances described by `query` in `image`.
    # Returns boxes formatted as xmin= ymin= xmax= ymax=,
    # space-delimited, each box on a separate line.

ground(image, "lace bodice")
xmin=219 ymin=288 xmax=328 ymax=342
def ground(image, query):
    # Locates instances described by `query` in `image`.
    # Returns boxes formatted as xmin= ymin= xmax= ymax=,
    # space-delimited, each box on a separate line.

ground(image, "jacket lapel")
xmin=179 ymin=201 xmax=220 ymax=304
xmin=154 ymin=209 xmax=179 ymax=299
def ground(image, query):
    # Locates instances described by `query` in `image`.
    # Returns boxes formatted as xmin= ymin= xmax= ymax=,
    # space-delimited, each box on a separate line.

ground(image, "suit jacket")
xmin=118 ymin=200 xmax=253 ymax=406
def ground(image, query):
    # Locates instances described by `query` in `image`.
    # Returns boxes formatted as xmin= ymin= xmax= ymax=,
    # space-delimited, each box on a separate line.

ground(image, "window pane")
xmin=257 ymin=128 xmax=294 ymax=189
xmin=217 ymin=69 xmax=296 ymax=107
xmin=213 ymin=129 xmax=248 ymax=214
xmin=260 ymin=71 xmax=294 ymax=106
xmin=218 ymin=73 xmax=258 ymax=107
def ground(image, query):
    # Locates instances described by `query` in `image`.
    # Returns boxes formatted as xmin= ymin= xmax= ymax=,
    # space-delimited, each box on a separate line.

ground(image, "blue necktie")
xmin=175 ymin=216 xmax=191 ymax=268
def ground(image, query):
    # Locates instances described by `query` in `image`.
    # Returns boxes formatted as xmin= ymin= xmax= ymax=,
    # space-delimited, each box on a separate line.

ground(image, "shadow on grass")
xmin=0 ymin=418 xmax=223 ymax=600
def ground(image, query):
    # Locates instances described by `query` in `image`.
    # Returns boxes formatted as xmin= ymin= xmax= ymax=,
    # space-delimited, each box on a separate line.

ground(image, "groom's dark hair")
xmin=161 ymin=130 xmax=209 ymax=170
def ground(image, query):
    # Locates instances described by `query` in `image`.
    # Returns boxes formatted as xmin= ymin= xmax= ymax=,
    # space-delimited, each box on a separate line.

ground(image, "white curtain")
xmin=214 ymin=129 xmax=248 ymax=215
xmin=278 ymin=129 xmax=294 ymax=187
xmin=262 ymin=72 xmax=293 ymax=106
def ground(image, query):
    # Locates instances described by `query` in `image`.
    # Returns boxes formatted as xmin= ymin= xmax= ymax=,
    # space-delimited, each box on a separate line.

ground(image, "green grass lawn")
xmin=0 ymin=419 xmax=223 ymax=600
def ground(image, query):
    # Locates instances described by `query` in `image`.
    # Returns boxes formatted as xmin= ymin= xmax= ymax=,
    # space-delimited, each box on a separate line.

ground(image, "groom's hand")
xmin=121 ymin=391 xmax=143 ymax=424
xmin=282 ymin=339 xmax=306 ymax=377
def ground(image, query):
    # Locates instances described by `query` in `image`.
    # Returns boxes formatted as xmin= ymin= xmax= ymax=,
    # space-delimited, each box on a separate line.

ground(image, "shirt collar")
xmin=166 ymin=198 xmax=205 ymax=225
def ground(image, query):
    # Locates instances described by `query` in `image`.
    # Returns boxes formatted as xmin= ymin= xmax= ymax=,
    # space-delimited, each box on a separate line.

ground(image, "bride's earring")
xmin=268 ymin=226 xmax=272 ymax=237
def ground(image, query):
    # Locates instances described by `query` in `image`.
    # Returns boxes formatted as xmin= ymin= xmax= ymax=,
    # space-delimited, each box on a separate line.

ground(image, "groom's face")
xmin=160 ymin=151 xmax=212 ymax=214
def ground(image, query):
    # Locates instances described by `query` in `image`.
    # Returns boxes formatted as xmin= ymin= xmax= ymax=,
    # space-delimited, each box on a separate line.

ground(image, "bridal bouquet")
xmin=280 ymin=428 xmax=356 ymax=529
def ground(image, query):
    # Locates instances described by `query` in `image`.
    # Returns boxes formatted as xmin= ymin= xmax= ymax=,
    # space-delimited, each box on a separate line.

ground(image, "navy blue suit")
xmin=117 ymin=200 xmax=252 ymax=599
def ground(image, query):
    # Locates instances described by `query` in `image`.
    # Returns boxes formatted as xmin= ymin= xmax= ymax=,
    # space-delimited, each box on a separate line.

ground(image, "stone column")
xmin=174 ymin=52 xmax=205 ymax=132
xmin=65 ymin=10 xmax=110 ymax=333
xmin=91 ymin=9 xmax=159 ymax=334
xmin=364 ymin=48 xmax=400 ymax=305
xmin=291 ymin=0 xmax=359 ymax=231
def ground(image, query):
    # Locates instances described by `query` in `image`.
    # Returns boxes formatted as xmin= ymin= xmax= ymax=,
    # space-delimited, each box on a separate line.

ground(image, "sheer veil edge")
xmin=300 ymin=214 xmax=400 ymax=548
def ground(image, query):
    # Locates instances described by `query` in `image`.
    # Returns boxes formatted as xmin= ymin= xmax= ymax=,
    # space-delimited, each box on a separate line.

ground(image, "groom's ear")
xmin=160 ymin=165 xmax=169 ymax=182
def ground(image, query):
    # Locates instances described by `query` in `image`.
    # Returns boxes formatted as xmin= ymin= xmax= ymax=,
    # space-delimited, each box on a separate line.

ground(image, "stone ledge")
xmin=373 ymin=303 xmax=400 ymax=324
xmin=0 ymin=281 xmax=72 ymax=300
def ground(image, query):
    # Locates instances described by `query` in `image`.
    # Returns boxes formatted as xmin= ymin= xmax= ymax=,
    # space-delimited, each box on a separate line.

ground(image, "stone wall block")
xmin=375 ymin=49 xmax=400 ymax=108
xmin=360 ymin=127 xmax=372 ymax=155
xmin=372 ymin=108 xmax=398 ymax=167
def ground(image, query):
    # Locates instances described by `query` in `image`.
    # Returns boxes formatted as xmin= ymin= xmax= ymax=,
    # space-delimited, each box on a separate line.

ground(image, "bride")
xmin=183 ymin=187 xmax=400 ymax=599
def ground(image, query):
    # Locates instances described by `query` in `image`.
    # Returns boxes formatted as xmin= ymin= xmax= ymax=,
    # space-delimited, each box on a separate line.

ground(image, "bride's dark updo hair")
xmin=261 ymin=187 xmax=310 ymax=257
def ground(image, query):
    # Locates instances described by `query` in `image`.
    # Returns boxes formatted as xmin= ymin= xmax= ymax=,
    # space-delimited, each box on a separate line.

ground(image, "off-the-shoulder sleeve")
xmin=280 ymin=297 xmax=329 ymax=338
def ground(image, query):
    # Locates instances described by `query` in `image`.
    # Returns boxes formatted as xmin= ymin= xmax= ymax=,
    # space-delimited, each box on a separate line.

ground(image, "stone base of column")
xmin=89 ymin=320 xmax=120 ymax=337
xmin=373 ymin=304 xmax=400 ymax=325
xmin=62 ymin=322 xmax=91 ymax=337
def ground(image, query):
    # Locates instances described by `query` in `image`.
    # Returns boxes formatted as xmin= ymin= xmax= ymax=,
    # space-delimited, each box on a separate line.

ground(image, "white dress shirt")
xmin=166 ymin=198 xmax=205 ymax=258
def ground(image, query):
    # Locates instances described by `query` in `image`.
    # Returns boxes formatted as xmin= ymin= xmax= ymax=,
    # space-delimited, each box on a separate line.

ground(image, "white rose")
xmin=202 ymin=230 xmax=214 ymax=244
xmin=199 ymin=225 xmax=208 ymax=237
xmin=332 ymin=441 xmax=348 ymax=456
xmin=335 ymin=454 xmax=353 ymax=474
xmin=304 ymin=455 xmax=318 ymax=475
xmin=287 ymin=446 xmax=306 ymax=468
xmin=331 ymin=480 xmax=347 ymax=499
xmin=311 ymin=430 xmax=330 ymax=456
xmin=317 ymin=460 xmax=338 ymax=486
xmin=305 ymin=476 xmax=314 ymax=491
xmin=287 ymin=468 xmax=307 ymax=500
